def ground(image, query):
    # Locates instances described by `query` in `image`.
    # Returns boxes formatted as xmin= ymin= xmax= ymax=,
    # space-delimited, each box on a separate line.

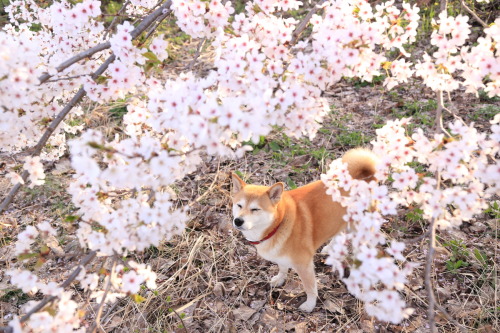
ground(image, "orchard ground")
xmin=1 ymin=5 xmax=500 ymax=333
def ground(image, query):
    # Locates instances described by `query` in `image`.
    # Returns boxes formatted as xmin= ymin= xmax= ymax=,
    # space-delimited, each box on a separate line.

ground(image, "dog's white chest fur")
xmin=256 ymin=243 xmax=292 ymax=268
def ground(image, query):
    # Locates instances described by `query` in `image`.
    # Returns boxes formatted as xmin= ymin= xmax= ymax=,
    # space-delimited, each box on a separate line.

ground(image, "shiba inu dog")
xmin=231 ymin=148 xmax=378 ymax=312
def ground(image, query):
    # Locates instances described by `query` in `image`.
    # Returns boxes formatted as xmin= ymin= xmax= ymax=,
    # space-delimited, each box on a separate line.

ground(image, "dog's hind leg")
xmin=295 ymin=261 xmax=317 ymax=312
xmin=270 ymin=264 xmax=288 ymax=287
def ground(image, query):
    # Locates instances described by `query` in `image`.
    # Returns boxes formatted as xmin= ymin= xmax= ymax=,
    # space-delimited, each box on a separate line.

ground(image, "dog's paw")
xmin=270 ymin=275 xmax=285 ymax=287
xmin=298 ymin=299 xmax=316 ymax=313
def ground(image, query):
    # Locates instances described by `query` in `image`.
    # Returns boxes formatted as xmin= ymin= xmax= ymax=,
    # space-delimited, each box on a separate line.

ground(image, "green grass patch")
xmin=0 ymin=289 xmax=30 ymax=305
xmin=109 ymin=104 xmax=128 ymax=120
xmin=478 ymin=89 xmax=500 ymax=102
xmin=336 ymin=130 xmax=370 ymax=147
xmin=484 ymin=201 xmax=500 ymax=219
xmin=442 ymin=239 xmax=471 ymax=274
xmin=470 ymin=105 xmax=499 ymax=121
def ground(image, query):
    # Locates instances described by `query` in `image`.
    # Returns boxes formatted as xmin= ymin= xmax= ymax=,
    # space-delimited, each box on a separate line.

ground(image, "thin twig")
xmin=425 ymin=89 xmax=468 ymax=332
xmin=404 ymin=286 xmax=469 ymax=333
xmin=435 ymin=303 xmax=468 ymax=333
xmin=104 ymin=1 xmax=130 ymax=39
xmin=435 ymin=90 xmax=452 ymax=137
xmin=424 ymin=215 xmax=438 ymax=333
xmin=142 ymin=9 xmax=171 ymax=44
xmin=440 ymin=0 xmax=448 ymax=12
xmin=460 ymin=0 xmax=488 ymax=28
xmin=88 ymin=257 xmax=118 ymax=333
xmin=443 ymin=92 xmax=468 ymax=126
xmin=100 ymin=300 xmax=121 ymax=327
xmin=44 ymin=73 xmax=91 ymax=83
xmin=171 ymin=308 xmax=188 ymax=333
xmin=290 ymin=0 xmax=327 ymax=45
xmin=186 ymin=38 xmax=207 ymax=70
xmin=38 ymin=43 xmax=111 ymax=84
xmin=402 ymin=229 xmax=431 ymax=244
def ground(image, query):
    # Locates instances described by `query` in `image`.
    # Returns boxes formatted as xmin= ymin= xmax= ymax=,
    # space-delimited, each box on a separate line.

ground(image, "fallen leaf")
xmin=45 ymin=235 xmax=65 ymax=256
xmin=294 ymin=322 xmax=308 ymax=333
xmin=213 ymin=282 xmax=225 ymax=298
xmin=470 ymin=222 xmax=487 ymax=233
xmin=250 ymin=299 xmax=266 ymax=310
xmin=52 ymin=158 xmax=72 ymax=175
xmin=290 ymin=155 xmax=311 ymax=167
xmin=232 ymin=304 xmax=256 ymax=321
xmin=324 ymin=299 xmax=345 ymax=314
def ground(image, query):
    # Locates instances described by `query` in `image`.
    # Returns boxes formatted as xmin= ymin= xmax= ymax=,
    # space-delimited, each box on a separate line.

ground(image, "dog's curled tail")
xmin=341 ymin=148 xmax=379 ymax=182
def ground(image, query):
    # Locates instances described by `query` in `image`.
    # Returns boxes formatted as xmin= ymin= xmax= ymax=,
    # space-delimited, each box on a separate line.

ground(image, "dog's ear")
xmin=231 ymin=172 xmax=246 ymax=194
xmin=268 ymin=182 xmax=284 ymax=205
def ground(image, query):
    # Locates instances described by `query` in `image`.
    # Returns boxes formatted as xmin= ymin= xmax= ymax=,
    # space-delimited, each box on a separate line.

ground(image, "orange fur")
xmin=231 ymin=148 xmax=378 ymax=312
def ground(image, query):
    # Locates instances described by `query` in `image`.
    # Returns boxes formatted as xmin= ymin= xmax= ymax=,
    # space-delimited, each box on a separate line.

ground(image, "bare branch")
xmin=37 ymin=43 xmax=111 ymax=84
xmin=440 ymin=0 xmax=448 ymax=12
xmin=186 ymin=38 xmax=207 ymax=71
xmin=435 ymin=303 xmax=468 ymax=333
xmin=88 ymin=257 xmax=118 ymax=333
xmin=104 ymin=1 xmax=131 ymax=39
xmin=435 ymin=90 xmax=452 ymax=137
xmin=290 ymin=0 xmax=327 ymax=45
xmin=44 ymin=73 xmax=91 ymax=83
xmin=424 ymin=216 xmax=438 ymax=333
xmin=402 ymin=230 xmax=431 ymax=244
xmin=460 ymin=0 xmax=488 ymax=28
xmin=142 ymin=9 xmax=171 ymax=45
xmin=426 ymin=89 xmax=447 ymax=332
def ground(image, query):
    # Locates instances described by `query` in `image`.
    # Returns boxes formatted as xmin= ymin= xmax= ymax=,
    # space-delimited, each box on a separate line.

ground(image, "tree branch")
xmin=1 ymin=1 xmax=173 ymax=215
xmin=38 ymin=0 xmax=172 ymax=84
xmin=186 ymin=38 xmax=207 ymax=70
xmin=460 ymin=0 xmax=488 ymax=28
xmin=425 ymin=215 xmax=438 ymax=333
xmin=426 ymin=89 xmax=468 ymax=332
xmin=290 ymin=0 xmax=327 ymax=45
xmin=0 ymin=54 xmax=115 ymax=215
xmin=0 ymin=251 xmax=97 ymax=333
xmin=87 ymin=257 xmax=117 ymax=333
xmin=435 ymin=90 xmax=452 ymax=137
xmin=104 ymin=1 xmax=131 ymax=39
xmin=435 ymin=303 xmax=468 ymax=333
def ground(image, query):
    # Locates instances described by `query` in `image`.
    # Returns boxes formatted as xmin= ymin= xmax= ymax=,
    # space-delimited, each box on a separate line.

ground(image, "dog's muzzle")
xmin=234 ymin=217 xmax=244 ymax=227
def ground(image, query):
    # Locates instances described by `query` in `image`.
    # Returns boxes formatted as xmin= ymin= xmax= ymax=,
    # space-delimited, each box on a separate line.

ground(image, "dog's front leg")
xmin=270 ymin=264 xmax=288 ymax=287
xmin=295 ymin=261 xmax=317 ymax=312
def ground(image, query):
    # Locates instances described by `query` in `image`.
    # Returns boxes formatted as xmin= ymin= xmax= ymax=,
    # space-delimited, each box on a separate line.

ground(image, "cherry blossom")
xmin=2 ymin=0 xmax=499 ymax=330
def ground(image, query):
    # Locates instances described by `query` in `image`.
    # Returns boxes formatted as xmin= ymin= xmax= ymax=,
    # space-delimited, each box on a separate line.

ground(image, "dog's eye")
xmin=237 ymin=204 xmax=242 ymax=209
xmin=251 ymin=208 xmax=260 ymax=212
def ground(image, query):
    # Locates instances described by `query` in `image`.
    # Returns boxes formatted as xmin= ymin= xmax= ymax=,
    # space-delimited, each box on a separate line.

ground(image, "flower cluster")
xmin=6 ymin=258 xmax=157 ymax=332
xmin=2 ymin=0 xmax=500 ymax=330
xmin=322 ymin=117 xmax=499 ymax=322
xmin=1 ymin=0 xmax=105 ymax=159
xmin=171 ymin=0 xmax=235 ymax=38
xmin=384 ymin=11 xmax=500 ymax=97
xmin=13 ymin=222 xmax=56 ymax=256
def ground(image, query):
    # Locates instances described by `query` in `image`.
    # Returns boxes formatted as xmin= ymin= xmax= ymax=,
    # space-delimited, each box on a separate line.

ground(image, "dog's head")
xmin=230 ymin=173 xmax=283 ymax=240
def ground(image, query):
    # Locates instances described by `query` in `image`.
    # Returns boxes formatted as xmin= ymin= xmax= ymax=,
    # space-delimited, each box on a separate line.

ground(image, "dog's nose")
xmin=234 ymin=217 xmax=244 ymax=227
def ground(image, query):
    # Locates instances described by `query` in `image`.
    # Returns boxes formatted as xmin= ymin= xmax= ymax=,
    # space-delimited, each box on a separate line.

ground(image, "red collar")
xmin=248 ymin=223 xmax=281 ymax=245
